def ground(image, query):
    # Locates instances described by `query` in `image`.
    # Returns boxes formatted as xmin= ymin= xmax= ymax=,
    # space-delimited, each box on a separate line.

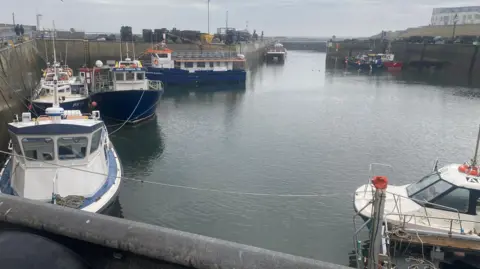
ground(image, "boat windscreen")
xmin=407 ymin=173 xmax=454 ymax=202
xmin=406 ymin=173 xmax=440 ymax=196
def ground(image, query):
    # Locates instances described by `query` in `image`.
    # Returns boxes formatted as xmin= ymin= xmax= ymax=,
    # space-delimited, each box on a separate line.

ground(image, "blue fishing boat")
xmin=86 ymin=58 xmax=164 ymax=124
xmin=345 ymin=53 xmax=384 ymax=72
xmin=145 ymin=47 xmax=246 ymax=87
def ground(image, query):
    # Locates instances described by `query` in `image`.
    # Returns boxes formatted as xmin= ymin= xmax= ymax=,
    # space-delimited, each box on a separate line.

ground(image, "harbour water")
xmin=110 ymin=51 xmax=480 ymax=265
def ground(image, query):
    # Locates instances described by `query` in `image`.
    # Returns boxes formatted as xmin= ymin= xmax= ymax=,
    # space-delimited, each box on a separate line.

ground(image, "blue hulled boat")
xmin=86 ymin=59 xmax=164 ymax=124
xmin=345 ymin=53 xmax=385 ymax=72
xmin=144 ymin=47 xmax=246 ymax=87
xmin=31 ymin=63 xmax=90 ymax=115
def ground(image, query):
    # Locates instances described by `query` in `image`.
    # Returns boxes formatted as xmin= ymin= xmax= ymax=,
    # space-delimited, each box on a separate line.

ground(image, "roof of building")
xmin=433 ymin=6 xmax=480 ymax=15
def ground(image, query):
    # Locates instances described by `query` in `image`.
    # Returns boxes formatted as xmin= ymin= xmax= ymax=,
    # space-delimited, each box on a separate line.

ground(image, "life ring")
xmin=153 ymin=58 xmax=159 ymax=65
xmin=458 ymin=164 xmax=479 ymax=176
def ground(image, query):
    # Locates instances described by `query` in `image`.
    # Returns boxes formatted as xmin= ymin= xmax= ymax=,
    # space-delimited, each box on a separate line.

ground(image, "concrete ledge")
xmin=0 ymin=194 xmax=349 ymax=269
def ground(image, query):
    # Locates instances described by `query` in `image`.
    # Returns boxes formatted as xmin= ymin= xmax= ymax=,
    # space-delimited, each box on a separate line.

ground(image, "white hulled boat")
xmin=0 ymin=23 xmax=122 ymax=213
xmin=354 ymin=127 xmax=480 ymax=238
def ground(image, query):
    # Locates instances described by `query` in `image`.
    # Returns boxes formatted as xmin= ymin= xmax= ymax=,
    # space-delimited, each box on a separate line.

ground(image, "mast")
xmin=472 ymin=124 xmax=480 ymax=166
xmin=126 ymin=41 xmax=130 ymax=59
xmin=52 ymin=21 xmax=59 ymax=109
xmin=132 ymin=38 xmax=136 ymax=60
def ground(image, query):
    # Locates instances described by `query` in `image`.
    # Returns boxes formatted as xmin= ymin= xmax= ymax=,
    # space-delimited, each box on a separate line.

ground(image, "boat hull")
xmin=383 ymin=61 xmax=403 ymax=70
xmin=146 ymin=68 xmax=246 ymax=86
xmin=265 ymin=53 xmax=286 ymax=64
xmin=31 ymin=98 xmax=90 ymax=115
xmin=0 ymin=146 xmax=122 ymax=214
xmin=346 ymin=60 xmax=384 ymax=71
xmin=90 ymin=89 xmax=163 ymax=124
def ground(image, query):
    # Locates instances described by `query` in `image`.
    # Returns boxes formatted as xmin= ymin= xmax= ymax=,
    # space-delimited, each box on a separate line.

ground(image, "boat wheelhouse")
xmin=32 ymin=63 xmax=89 ymax=114
xmin=145 ymin=48 xmax=246 ymax=86
xmin=265 ymin=43 xmax=287 ymax=64
xmin=87 ymin=58 xmax=164 ymax=123
xmin=0 ymin=109 xmax=122 ymax=213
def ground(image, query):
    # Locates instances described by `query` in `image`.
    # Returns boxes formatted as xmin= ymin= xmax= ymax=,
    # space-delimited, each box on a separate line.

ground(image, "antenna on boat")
xmin=131 ymin=38 xmax=136 ymax=60
xmin=472 ymin=124 xmax=480 ymax=166
xmin=119 ymin=34 xmax=123 ymax=61
xmin=125 ymin=40 xmax=130 ymax=59
xmin=45 ymin=20 xmax=64 ymax=121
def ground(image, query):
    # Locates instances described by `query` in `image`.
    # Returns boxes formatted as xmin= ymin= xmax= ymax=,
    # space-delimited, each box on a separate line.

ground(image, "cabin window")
xmin=115 ymin=72 xmax=124 ymax=81
xmin=407 ymin=173 xmax=441 ymax=196
xmin=410 ymin=179 xmax=453 ymax=203
xmin=90 ymin=129 xmax=102 ymax=153
xmin=209 ymin=62 xmax=214 ymax=68
xmin=58 ymin=137 xmax=88 ymax=160
xmin=197 ymin=62 xmax=206 ymax=68
xmin=9 ymin=133 xmax=22 ymax=155
xmin=432 ymin=188 xmax=470 ymax=213
xmin=136 ymin=73 xmax=145 ymax=80
xmin=126 ymin=72 xmax=135 ymax=81
xmin=22 ymin=137 xmax=55 ymax=161
xmin=174 ymin=62 xmax=181 ymax=69
xmin=185 ymin=62 xmax=194 ymax=68
xmin=158 ymin=54 xmax=168 ymax=58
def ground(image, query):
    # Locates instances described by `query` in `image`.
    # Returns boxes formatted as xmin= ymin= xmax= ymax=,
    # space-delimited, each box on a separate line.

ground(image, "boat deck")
xmin=390 ymin=230 xmax=480 ymax=253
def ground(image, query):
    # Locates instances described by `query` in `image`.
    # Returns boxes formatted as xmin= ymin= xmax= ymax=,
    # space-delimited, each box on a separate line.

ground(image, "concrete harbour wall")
xmin=36 ymin=40 xmax=268 ymax=69
xmin=326 ymin=41 xmax=480 ymax=86
xmin=0 ymin=41 xmax=42 ymax=157
xmin=0 ymin=194 xmax=350 ymax=269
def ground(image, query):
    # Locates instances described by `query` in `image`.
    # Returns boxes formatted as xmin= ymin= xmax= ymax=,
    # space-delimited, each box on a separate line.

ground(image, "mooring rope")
xmin=0 ymin=149 xmax=337 ymax=198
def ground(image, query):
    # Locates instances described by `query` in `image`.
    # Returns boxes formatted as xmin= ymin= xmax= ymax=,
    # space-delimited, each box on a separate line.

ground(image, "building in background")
xmin=431 ymin=6 xmax=480 ymax=25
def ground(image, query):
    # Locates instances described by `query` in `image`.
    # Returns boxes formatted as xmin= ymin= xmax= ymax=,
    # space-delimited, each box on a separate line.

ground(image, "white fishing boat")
xmin=354 ymin=127 xmax=480 ymax=239
xmin=265 ymin=42 xmax=287 ymax=64
xmin=32 ymin=62 xmax=90 ymax=115
xmin=0 ymin=23 xmax=122 ymax=213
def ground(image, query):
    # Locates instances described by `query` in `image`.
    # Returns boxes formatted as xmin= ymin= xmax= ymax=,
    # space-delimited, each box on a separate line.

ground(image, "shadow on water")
xmin=108 ymin=116 xmax=165 ymax=176
xmin=163 ymin=83 xmax=246 ymax=98
xmin=325 ymin=68 xmax=480 ymax=94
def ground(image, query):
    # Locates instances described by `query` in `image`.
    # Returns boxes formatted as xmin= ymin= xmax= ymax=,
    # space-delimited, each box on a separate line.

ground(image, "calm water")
xmin=110 ymin=51 xmax=480 ymax=265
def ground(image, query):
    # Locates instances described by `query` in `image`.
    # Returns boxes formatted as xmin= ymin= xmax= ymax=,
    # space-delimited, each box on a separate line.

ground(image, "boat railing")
xmin=148 ymin=80 xmax=163 ymax=90
xmin=43 ymin=80 xmax=70 ymax=87
xmin=385 ymin=191 xmax=464 ymax=232
xmin=383 ymin=212 xmax=480 ymax=238
xmin=173 ymin=51 xmax=240 ymax=60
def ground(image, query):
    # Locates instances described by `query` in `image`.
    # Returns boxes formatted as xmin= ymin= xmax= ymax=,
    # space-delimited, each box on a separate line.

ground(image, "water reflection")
xmin=109 ymin=117 xmax=165 ymax=177
xmin=325 ymin=61 xmax=480 ymax=89
xmin=163 ymin=84 xmax=246 ymax=98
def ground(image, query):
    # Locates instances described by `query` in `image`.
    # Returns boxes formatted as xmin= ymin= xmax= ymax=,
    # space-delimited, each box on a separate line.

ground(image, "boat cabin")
xmin=111 ymin=58 xmax=149 ymax=91
xmin=148 ymin=48 xmax=246 ymax=72
xmin=35 ymin=70 xmax=87 ymax=102
xmin=4 ymin=110 xmax=108 ymax=201
xmin=406 ymin=164 xmax=480 ymax=216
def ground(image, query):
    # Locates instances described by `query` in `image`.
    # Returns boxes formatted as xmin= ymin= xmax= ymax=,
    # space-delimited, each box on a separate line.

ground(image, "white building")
xmin=431 ymin=6 xmax=480 ymax=25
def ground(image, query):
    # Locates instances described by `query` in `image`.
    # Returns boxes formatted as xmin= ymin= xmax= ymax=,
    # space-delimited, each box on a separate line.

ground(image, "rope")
xmin=108 ymin=89 xmax=146 ymax=136
xmin=0 ymin=149 xmax=329 ymax=198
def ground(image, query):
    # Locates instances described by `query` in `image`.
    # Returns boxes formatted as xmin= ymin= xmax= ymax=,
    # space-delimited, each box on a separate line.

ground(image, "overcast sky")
xmin=2 ymin=0 xmax=480 ymax=37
